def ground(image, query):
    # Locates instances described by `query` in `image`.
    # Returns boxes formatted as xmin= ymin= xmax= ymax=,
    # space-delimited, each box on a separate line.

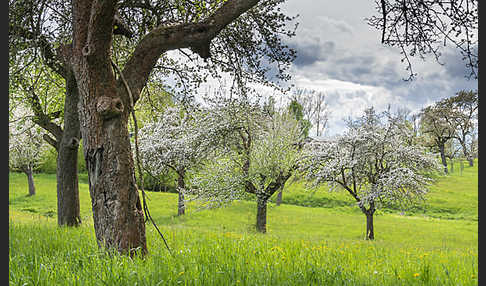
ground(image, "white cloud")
xmin=186 ymin=0 xmax=477 ymax=138
xmin=279 ymin=0 xmax=477 ymax=136
xmin=290 ymin=76 xmax=402 ymax=136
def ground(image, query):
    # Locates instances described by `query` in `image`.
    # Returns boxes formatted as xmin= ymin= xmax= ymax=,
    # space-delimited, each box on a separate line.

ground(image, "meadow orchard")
xmin=9 ymin=160 xmax=478 ymax=285
xmin=301 ymin=108 xmax=441 ymax=240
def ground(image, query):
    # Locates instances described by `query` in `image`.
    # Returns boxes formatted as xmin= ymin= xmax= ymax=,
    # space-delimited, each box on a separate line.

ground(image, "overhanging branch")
xmin=121 ymin=0 xmax=260 ymax=104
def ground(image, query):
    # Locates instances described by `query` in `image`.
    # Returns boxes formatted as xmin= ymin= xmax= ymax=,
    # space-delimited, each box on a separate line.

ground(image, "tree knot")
xmin=82 ymin=44 xmax=93 ymax=56
xmin=96 ymin=96 xmax=124 ymax=119
xmin=69 ymin=137 xmax=80 ymax=149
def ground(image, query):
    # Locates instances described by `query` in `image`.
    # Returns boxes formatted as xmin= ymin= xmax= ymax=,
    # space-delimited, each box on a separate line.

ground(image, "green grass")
xmin=9 ymin=161 xmax=478 ymax=285
xmin=278 ymin=159 xmax=478 ymax=221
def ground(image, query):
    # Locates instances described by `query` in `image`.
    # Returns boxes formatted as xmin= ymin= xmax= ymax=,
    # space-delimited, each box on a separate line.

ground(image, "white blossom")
xmin=9 ymin=106 xmax=46 ymax=173
xmin=187 ymin=97 xmax=304 ymax=206
xmin=301 ymin=107 xmax=441 ymax=211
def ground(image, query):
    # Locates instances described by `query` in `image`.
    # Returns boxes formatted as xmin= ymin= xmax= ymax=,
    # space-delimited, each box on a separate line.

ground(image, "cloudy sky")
xmin=193 ymin=1 xmax=477 ymax=137
xmin=276 ymin=0 xmax=478 ymax=136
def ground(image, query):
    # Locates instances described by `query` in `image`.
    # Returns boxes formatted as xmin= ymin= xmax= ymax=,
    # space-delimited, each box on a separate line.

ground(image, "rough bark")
xmin=256 ymin=197 xmax=268 ymax=233
xmin=26 ymin=42 xmax=83 ymax=227
xmin=460 ymin=142 xmax=474 ymax=167
xmin=56 ymin=70 xmax=82 ymax=227
xmin=70 ymin=0 xmax=261 ymax=255
xmin=72 ymin=0 xmax=147 ymax=255
xmin=253 ymin=172 xmax=293 ymax=232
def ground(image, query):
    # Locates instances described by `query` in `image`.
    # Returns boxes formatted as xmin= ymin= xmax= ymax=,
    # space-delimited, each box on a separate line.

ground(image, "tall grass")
xmin=9 ymin=217 xmax=477 ymax=286
xmin=9 ymin=161 xmax=477 ymax=285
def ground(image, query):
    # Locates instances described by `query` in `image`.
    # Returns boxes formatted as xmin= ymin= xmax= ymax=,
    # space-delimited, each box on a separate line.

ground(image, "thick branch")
xmin=83 ymin=0 xmax=117 ymax=60
xmin=122 ymin=0 xmax=260 ymax=104
xmin=43 ymin=134 xmax=59 ymax=150
xmin=245 ymin=181 xmax=257 ymax=194
xmin=264 ymin=171 xmax=292 ymax=199
xmin=336 ymin=180 xmax=361 ymax=203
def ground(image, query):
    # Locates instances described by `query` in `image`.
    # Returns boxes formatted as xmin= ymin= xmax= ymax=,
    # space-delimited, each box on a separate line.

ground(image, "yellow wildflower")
xmin=413 ymin=273 xmax=420 ymax=278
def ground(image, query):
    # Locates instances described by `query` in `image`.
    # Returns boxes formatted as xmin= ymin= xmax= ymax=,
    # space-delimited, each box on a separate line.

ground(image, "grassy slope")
xmin=9 ymin=161 xmax=478 ymax=285
xmin=278 ymin=160 xmax=478 ymax=220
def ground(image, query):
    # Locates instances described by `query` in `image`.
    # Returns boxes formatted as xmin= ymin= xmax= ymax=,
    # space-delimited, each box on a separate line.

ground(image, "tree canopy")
xmin=301 ymin=108 xmax=440 ymax=239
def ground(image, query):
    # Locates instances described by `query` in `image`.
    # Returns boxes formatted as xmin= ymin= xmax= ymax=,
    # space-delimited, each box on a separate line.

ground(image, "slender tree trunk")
xmin=177 ymin=171 xmax=185 ymax=216
xmin=178 ymin=191 xmax=185 ymax=216
xmin=365 ymin=212 xmax=374 ymax=240
xmin=438 ymin=143 xmax=448 ymax=174
xmin=24 ymin=166 xmax=36 ymax=196
xmin=275 ymin=188 xmax=283 ymax=206
xmin=458 ymin=138 xmax=474 ymax=167
xmin=361 ymin=204 xmax=375 ymax=240
xmin=57 ymin=71 xmax=82 ymax=227
xmin=256 ymin=197 xmax=268 ymax=233
xmin=72 ymin=0 xmax=146 ymax=255
xmin=460 ymin=142 xmax=474 ymax=167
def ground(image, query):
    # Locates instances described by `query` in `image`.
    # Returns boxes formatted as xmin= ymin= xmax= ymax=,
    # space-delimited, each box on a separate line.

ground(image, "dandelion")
xmin=413 ymin=273 xmax=420 ymax=278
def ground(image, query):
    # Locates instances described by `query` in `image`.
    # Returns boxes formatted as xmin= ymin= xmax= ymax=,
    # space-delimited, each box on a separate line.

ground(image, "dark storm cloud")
xmin=289 ymin=40 xmax=336 ymax=67
xmin=297 ymin=52 xmax=403 ymax=90
xmin=440 ymin=48 xmax=478 ymax=80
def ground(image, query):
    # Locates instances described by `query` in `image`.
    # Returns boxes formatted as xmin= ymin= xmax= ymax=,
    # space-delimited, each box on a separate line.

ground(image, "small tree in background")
xmin=9 ymin=114 xmax=46 ymax=196
xmin=302 ymin=108 xmax=440 ymax=240
xmin=446 ymin=90 xmax=478 ymax=167
xmin=291 ymin=88 xmax=329 ymax=137
xmin=419 ymin=101 xmax=457 ymax=174
xmin=138 ymin=105 xmax=217 ymax=216
xmin=189 ymin=98 xmax=304 ymax=233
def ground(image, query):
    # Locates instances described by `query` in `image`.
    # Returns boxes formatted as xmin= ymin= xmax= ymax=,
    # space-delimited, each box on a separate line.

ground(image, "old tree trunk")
xmin=70 ymin=0 xmax=262 ymax=254
xmin=275 ymin=186 xmax=283 ymax=206
xmin=57 ymin=71 xmax=82 ymax=226
xmin=30 ymin=71 xmax=82 ymax=227
xmin=72 ymin=1 xmax=146 ymax=255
